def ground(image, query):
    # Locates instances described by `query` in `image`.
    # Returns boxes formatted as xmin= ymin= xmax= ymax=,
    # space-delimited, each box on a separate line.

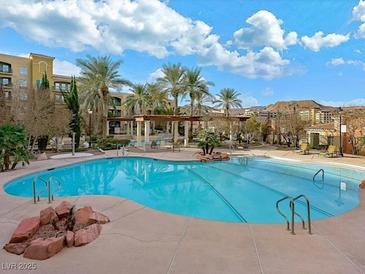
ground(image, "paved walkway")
xmin=0 ymin=147 xmax=365 ymax=274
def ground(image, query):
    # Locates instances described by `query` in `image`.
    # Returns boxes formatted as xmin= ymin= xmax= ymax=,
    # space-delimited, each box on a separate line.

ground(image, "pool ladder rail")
xmin=276 ymin=194 xmax=312 ymax=235
xmin=32 ymin=176 xmax=62 ymax=204
xmin=313 ymin=169 xmax=325 ymax=190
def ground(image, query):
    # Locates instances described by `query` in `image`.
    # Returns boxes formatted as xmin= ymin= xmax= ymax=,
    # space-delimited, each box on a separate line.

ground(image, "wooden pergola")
xmin=107 ymin=114 xmax=251 ymax=146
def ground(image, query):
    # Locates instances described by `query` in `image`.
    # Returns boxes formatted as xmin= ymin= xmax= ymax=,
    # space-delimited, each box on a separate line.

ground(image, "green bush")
xmin=96 ymin=138 xmax=130 ymax=150
xmin=0 ymin=124 xmax=31 ymax=171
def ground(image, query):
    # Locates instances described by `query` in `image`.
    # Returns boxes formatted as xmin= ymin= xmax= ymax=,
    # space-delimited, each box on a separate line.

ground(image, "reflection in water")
xmin=4 ymin=156 xmax=363 ymax=224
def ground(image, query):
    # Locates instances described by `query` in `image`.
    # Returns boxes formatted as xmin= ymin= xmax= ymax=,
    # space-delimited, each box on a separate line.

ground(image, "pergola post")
xmin=136 ymin=121 xmax=142 ymax=145
xmin=144 ymin=120 xmax=150 ymax=144
xmin=106 ymin=121 xmax=110 ymax=136
xmin=130 ymin=121 xmax=134 ymax=136
xmin=184 ymin=121 xmax=189 ymax=147
xmin=126 ymin=121 xmax=130 ymax=135
xmin=173 ymin=121 xmax=179 ymax=143
xmin=229 ymin=121 xmax=233 ymax=141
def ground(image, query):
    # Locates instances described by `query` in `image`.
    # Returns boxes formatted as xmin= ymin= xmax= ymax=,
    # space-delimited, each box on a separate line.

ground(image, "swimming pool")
xmin=4 ymin=156 xmax=364 ymax=224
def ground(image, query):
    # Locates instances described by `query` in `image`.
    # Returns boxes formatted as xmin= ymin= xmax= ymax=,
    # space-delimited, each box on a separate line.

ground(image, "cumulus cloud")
xmin=352 ymin=1 xmax=365 ymax=38
xmin=239 ymin=94 xmax=259 ymax=108
xmin=233 ymin=10 xmax=297 ymax=50
xmin=319 ymin=98 xmax=365 ymax=107
xmin=53 ymin=59 xmax=81 ymax=76
xmin=0 ymin=0 xmax=291 ymax=79
xmin=328 ymin=57 xmax=365 ymax=70
xmin=262 ymin=87 xmax=274 ymax=96
xmin=148 ymin=68 xmax=164 ymax=82
xmin=301 ymin=32 xmax=349 ymax=52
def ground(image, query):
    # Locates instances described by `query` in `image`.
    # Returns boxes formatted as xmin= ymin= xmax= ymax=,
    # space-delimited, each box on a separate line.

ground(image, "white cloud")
xmin=353 ymin=1 xmax=365 ymax=38
xmin=301 ymin=32 xmax=349 ymax=52
xmin=199 ymin=46 xmax=290 ymax=79
xmin=328 ymin=57 xmax=365 ymax=70
xmin=239 ymin=94 xmax=259 ymax=108
xmin=53 ymin=59 xmax=81 ymax=76
xmin=262 ymin=87 xmax=274 ymax=96
xmin=320 ymin=98 xmax=365 ymax=107
xmin=148 ymin=68 xmax=164 ymax=82
xmin=233 ymin=10 xmax=297 ymax=50
xmin=0 ymin=0 xmax=291 ymax=79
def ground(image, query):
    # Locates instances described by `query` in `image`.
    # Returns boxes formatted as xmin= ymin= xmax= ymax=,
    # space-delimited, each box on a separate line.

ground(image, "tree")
xmin=23 ymin=73 xmax=70 ymax=152
xmin=198 ymin=129 xmax=220 ymax=155
xmin=77 ymin=55 xmax=130 ymax=136
xmin=62 ymin=76 xmax=81 ymax=149
xmin=146 ymin=83 xmax=169 ymax=114
xmin=125 ymin=84 xmax=149 ymax=115
xmin=345 ymin=111 xmax=365 ymax=155
xmin=214 ymin=88 xmax=242 ymax=117
xmin=242 ymin=116 xmax=260 ymax=144
xmin=0 ymin=124 xmax=30 ymax=171
xmin=157 ymin=64 xmax=185 ymax=115
xmin=280 ymin=112 xmax=308 ymax=148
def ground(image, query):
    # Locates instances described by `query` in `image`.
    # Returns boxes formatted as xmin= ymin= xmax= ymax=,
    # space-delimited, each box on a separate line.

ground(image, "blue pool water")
xmin=4 ymin=156 xmax=364 ymax=224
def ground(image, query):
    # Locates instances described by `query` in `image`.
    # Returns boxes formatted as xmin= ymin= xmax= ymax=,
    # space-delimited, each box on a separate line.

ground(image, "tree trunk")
xmin=174 ymin=96 xmax=179 ymax=115
xmin=209 ymin=145 xmax=214 ymax=155
xmin=4 ymin=151 xmax=10 ymax=170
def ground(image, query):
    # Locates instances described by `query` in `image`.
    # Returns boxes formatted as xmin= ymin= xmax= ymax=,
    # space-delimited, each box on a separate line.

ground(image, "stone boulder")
xmin=23 ymin=236 xmax=65 ymax=260
xmin=90 ymin=211 xmax=110 ymax=224
xmin=74 ymin=224 xmax=102 ymax=247
xmin=55 ymin=201 xmax=72 ymax=218
xmin=360 ymin=180 xmax=365 ymax=189
xmin=65 ymin=231 xmax=74 ymax=248
xmin=74 ymin=206 xmax=94 ymax=226
xmin=10 ymin=217 xmax=40 ymax=243
xmin=3 ymin=242 xmax=29 ymax=255
xmin=36 ymin=153 xmax=48 ymax=161
xmin=40 ymin=206 xmax=58 ymax=225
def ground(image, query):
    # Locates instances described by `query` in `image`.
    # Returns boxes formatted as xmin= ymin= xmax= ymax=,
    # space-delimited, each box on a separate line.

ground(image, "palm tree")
xmin=196 ymin=89 xmax=215 ymax=116
xmin=77 ymin=55 xmax=130 ymax=136
xmin=215 ymin=88 xmax=242 ymax=117
xmin=146 ymin=83 xmax=168 ymax=114
xmin=125 ymin=84 xmax=149 ymax=115
xmin=157 ymin=64 xmax=185 ymax=115
xmin=183 ymin=68 xmax=213 ymax=116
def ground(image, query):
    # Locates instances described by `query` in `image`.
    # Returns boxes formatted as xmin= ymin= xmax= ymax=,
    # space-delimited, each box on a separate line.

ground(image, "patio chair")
xmin=300 ymin=143 xmax=310 ymax=155
xmin=325 ymin=145 xmax=338 ymax=158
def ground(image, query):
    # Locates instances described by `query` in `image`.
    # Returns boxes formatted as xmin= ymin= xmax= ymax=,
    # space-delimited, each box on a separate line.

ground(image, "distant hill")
xmin=265 ymin=100 xmax=326 ymax=112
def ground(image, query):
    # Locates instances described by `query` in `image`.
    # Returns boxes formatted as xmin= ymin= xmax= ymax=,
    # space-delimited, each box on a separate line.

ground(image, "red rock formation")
xmin=10 ymin=217 xmax=40 ymax=243
xmin=40 ymin=206 xmax=58 ymax=225
xmin=74 ymin=206 xmax=94 ymax=225
xmin=65 ymin=231 xmax=74 ymax=248
xmin=3 ymin=242 xmax=29 ymax=255
xmin=90 ymin=211 xmax=110 ymax=224
xmin=55 ymin=201 xmax=72 ymax=218
xmin=23 ymin=236 xmax=65 ymax=260
xmin=74 ymin=224 xmax=102 ymax=247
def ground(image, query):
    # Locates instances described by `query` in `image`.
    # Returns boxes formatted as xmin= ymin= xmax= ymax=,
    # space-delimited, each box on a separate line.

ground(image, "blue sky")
xmin=1 ymin=0 xmax=365 ymax=107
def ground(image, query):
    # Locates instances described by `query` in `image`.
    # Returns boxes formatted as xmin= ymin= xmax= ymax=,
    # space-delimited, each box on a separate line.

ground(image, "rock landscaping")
xmin=3 ymin=201 xmax=110 ymax=260
xmin=196 ymin=152 xmax=230 ymax=162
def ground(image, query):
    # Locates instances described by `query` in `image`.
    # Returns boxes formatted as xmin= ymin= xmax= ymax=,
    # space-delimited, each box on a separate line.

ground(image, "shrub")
xmin=96 ymin=137 xmax=130 ymax=150
xmin=0 ymin=124 xmax=31 ymax=171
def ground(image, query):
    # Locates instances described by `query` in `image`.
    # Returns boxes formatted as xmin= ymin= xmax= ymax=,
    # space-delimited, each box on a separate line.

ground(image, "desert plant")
xmin=0 ymin=124 xmax=30 ymax=171
xmin=198 ymin=130 xmax=220 ymax=155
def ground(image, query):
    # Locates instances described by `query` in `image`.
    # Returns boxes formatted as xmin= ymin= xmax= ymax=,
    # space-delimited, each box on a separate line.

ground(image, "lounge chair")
xmin=325 ymin=145 xmax=338 ymax=158
xmin=300 ymin=143 xmax=310 ymax=155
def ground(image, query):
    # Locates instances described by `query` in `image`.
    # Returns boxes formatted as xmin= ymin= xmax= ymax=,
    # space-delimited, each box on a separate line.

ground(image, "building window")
xmin=0 ymin=77 xmax=11 ymax=86
xmin=18 ymin=79 xmax=27 ymax=88
xmin=19 ymin=66 xmax=28 ymax=75
xmin=55 ymin=94 xmax=64 ymax=103
xmin=0 ymin=63 xmax=11 ymax=73
xmin=54 ymin=82 xmax=70 ymax=91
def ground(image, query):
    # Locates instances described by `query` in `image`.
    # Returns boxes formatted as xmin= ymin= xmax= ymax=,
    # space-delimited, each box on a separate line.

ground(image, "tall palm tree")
xmin=146 ymin=83 xmax=168 ymax=114
xmin=125 ymin=84 xmax=149 ymax=115
xmin=77 ymin=55 xmax=130 ymax=136
xmin=157 ymin=64 xmax=185 ymax=115
xmin=196 ymin=88 xmax=215 ymax=116
xmin=183 ymin=67 xmax=213 ymax=116
xmin=215 ymin=88 xmax=242 ymax=117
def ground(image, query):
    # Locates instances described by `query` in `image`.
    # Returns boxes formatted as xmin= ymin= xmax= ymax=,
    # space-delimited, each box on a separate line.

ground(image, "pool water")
xmin=4 ymin=156 xmax=364 ymax=224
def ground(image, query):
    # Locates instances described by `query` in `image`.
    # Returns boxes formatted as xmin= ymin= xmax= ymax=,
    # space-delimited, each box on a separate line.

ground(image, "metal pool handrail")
xmin=32 ymin=176 xmax=63 ymax=204
xmin=291 ymin=194 xmax=312 ymax=235
xmin=276 ymin=194 xmax=312 ymax=235
xmin=313 ymin=169 xmax=324 ymax=181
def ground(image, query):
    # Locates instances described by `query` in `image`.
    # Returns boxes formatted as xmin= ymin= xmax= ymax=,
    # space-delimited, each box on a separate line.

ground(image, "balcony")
xmin=0 ymin=64 xmax=12 ymax=75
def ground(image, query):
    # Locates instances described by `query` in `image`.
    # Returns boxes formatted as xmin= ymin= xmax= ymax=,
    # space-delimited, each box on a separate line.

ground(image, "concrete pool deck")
xmin=0 ymin=147 xmax=365 ymax=274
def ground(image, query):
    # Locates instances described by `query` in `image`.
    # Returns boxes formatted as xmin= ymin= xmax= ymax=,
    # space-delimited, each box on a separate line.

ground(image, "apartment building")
xmin=107 ymin=92 xmax=131 ymax=135
xmin=0 ymin=52 xmax=71 ymax=123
